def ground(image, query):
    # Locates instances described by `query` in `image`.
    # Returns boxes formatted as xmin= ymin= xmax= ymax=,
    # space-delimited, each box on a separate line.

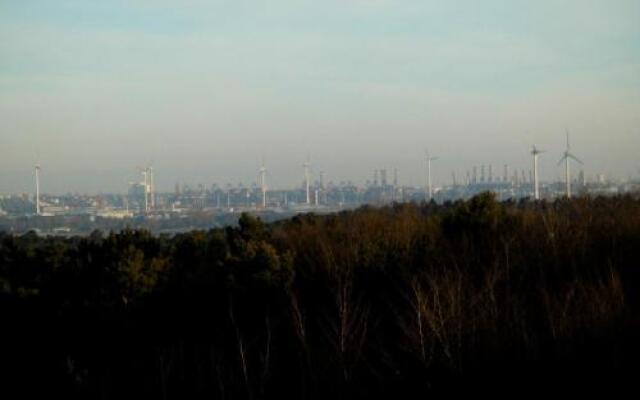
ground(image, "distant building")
xmin=381 ymin=169 xmax=389 ymax=186
xmin=128 ymin=182 xmax=146 ymax=212
xmin=97 ymin=209 xmax=133 ymax=219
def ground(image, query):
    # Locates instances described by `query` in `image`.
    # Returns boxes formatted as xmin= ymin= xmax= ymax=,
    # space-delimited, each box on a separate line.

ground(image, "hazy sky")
xmin=1 ymin=0 xmax=639 ymax=194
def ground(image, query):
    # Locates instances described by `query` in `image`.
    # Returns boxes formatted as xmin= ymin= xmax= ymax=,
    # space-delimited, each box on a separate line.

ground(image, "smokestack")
xmin=481 ymin=165 xmax=486 ymax=183
xmin=488 ymin=164 xmax=493 ymax=183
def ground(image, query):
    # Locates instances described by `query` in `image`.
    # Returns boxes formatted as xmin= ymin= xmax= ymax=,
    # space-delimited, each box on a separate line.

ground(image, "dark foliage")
xmin=1 ymin=193 xmax=639 ymax=399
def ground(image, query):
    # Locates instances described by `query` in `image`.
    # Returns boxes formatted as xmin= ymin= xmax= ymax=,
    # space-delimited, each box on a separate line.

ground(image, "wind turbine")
xmin=425 ymin=150 xmax=439 ymax=201
xmin=531 ymin=145 xmax=545 ymax=200
xmin=136 ymin=165 xmax=154 ymax=212
xmin=557 ymin=130 xmax=583 ymax=198
xmin=258 ymin=157 xmax=267 ymax=209
xmin=303 ymin=154 xmax=311 ymax=205
xmin=34 ymin=164 xmax=41 ymax=215
xmin=147 ymin=165 xmax=155 ymax=210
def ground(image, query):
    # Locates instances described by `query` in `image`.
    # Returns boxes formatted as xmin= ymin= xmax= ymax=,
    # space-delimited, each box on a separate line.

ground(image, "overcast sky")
xmin=1 ymin=0 xmax=639 ymax=194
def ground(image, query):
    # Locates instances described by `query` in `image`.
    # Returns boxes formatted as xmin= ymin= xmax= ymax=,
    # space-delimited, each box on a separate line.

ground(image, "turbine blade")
xmin=557 ymin=156 xmax=566 ymax=166
xmin=568 ymin=153 xmax=583 ymax=164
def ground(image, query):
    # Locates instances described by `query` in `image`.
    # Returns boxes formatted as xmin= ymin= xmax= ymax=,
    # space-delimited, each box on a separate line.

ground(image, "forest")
xmin=1 ymin=193 xmax=639 ymax=399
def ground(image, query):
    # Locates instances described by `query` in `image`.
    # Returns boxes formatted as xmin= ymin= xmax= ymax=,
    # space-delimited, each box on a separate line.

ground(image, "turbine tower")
xmin=425 ymin=150 xmax=439 ymax=201
xmin=140 ymin=168 xmax=149 ymax=213
xmin=34 ymin=164 xmax=41 ymax=215
xmin=303 ymin=155 xmax=311 ymax=205
xmin=558 ymin=130 xmax=583 ymax=198
xmin=531 ymin=145 xmax=545 ymax=200
xmin=259 ymin=159 xmax=267 ymax=209
xmin=137 ymin=166 xmax=153 ymax=213
xmin=148 ymin=166 xmax=155 ymax=210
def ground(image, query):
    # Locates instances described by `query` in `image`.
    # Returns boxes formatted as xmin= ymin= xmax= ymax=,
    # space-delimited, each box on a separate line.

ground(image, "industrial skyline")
xmin=14 ymin=132 xmax=634 ymax=198
xmin=2 ymin=130 xmax=638 ymax=235
xmin=2 ymin=127 xmax=638 ymax=195
xmin=1 ymin=149 xmax=634 ymax=236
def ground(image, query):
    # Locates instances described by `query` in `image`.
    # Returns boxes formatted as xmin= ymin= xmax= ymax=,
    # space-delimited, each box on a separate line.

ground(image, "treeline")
xmin=1 ymin=193 xmax=639 ymax=398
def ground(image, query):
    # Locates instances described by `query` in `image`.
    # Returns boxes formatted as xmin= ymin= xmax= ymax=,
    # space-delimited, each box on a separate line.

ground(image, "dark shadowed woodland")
xmin=1 ymin=193 xmax=639 ymax=398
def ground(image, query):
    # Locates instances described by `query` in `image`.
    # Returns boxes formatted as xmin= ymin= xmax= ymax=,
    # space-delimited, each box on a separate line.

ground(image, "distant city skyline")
xmin=1 ymin=1 xmax=639 ymax=194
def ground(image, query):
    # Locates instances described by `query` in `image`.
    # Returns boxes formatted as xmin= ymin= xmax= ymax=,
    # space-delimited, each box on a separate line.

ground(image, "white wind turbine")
xmin=303 ymin=154 xmax=311 ymax=205
xmin=34 ymin=164 xmax=41 ymax=215
xmin=258 ymin=157 xmax=267 ymax=209
xmin=531 ymin=145 xmax=545 ymax=200
xmin=425 ymin=150 xmax=439 ymax=201
xmin=557 ymin=130 xmax=583 ymax=198
xmin=136 ymin=165 xmax=154 ymax=212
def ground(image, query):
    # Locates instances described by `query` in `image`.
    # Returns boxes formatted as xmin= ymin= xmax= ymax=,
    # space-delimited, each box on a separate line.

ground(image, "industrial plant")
xmin=1 ymin=137 xmax=638 ymax=236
